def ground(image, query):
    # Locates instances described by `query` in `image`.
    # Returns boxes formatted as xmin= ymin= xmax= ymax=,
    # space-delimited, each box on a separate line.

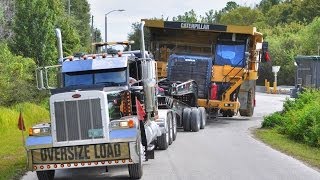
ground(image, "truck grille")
xmin=54 ymin=99 xmax=103 ymax=142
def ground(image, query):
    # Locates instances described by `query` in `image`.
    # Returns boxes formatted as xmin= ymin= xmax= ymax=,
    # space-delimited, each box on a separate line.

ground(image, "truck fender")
xmin=157 ymin=109 xmax=172 ymax=134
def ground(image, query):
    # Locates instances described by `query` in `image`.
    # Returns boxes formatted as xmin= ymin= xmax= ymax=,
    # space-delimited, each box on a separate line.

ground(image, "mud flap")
xmin=139 ymin=121 xmax=148 ymax=161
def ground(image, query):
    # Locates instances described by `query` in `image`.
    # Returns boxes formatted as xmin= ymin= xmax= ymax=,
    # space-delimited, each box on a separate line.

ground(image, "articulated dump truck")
xmin=143 ymin=19 xmax=269 ymax=118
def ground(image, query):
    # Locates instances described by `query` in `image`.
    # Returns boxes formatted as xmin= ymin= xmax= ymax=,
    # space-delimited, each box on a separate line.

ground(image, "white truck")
xmin=26 ymin=22 xmax=177 ymax=179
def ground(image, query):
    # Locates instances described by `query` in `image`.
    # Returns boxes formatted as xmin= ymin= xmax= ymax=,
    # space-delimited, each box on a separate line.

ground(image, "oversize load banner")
xmin=32 ymin=143 xmax=130 ymax=164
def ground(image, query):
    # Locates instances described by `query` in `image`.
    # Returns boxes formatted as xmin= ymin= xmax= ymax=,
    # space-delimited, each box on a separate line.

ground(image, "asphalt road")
xmin=22 ymin=92 xmax=320 ymax=180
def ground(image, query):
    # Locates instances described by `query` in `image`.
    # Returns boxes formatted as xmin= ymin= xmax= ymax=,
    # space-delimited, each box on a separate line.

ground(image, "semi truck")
xmin=26 ymin=23 xmax=183 ymax=180
xmin=143 ymin=20 xmax=268 ymax=118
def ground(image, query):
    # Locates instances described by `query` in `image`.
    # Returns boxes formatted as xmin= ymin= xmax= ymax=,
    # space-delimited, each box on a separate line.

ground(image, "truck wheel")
xmin=182 ymin=108 xmax=191 ymax=131
xmin=190 ymin=108 xmax=200 ymax=132
xmin=172 ymin=112 xmax=177 ymax=141
xmin=36 ymin=170 xmax=55 ymax=180
xmin=239 ymin=88 xmax=254 ymax=117
xmin=128 ymin=139 xmax=143 ymax=179
xmin=199 ymin=107 xmax=207 ymax=129
xmin=157 ymin=115 xmax=169 ymax=150
xmin=168 ymin=113 xmax=173 ymax=145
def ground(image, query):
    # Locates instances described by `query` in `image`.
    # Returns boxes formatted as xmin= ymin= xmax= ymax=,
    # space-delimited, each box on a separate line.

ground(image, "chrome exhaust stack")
xmin=55 ymin=28 xmax=63 ymax=64
xmin=140 ymin=21 xmax=156 ymax=118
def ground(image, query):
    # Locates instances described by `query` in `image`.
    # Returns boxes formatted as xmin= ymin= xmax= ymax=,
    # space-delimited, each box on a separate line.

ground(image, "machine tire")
xmin=239 ymin=88 xmax=255 ymax=117
xmin=168 ymin=113 xmax=173 ymax=145
xmin=190 ymin=108 xmax=200 ymax=132
xmin=157 ymin=115 xmax=169 ymax=150
xmin=128 ymin=138 xmax=143 ymax=179
xmin=199 ymin=107 xmax=207 ymax=129
xmin=182 ymin=108 xmax=191 ymax=131
xmin=36 ymin=170 xmax=55 ymax=180
xmin=172 ymin=113 xmax=177 ymax=141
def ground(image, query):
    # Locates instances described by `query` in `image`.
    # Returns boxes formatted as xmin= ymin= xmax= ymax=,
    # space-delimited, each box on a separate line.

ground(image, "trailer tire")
xmin=190 ymin=108 xmax=200 ymax=132
xmin=128 ymin=138 xmax=143 ymax=179
xmin=172 ymin=112 xmax=177 ymax=141
xmin=199 ymin=107 xmax=207 ymax=129
xmin=182 ymin=108 xmax=191 ymax=131
xmin=239 ymin=88 xmax=254 ymax=117
xmin=36 ymin=170 xmax=55 ymax=180
xmin=168 ymin=113 xmax=173 ymax=145
xmin=157 ymin=115 xmax=170 ymax=150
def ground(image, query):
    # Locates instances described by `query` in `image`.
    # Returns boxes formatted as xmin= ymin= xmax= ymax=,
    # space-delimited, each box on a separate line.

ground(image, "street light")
xmin=105 ymin=9 xmax=125 ymax=43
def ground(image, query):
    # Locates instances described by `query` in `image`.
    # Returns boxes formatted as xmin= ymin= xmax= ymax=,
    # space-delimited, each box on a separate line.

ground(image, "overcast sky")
xmin=87 ymin=0 xmax=261 ymax=42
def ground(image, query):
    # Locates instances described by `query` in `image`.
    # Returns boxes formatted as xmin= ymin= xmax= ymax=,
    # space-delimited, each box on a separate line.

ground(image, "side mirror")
xmin=36 ymin=67 xmax=45 ymax=90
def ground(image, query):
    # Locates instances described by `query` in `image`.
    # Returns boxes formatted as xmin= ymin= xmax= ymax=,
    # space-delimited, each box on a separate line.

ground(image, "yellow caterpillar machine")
xmin=143 ymin=20 xmax=268 ymax=117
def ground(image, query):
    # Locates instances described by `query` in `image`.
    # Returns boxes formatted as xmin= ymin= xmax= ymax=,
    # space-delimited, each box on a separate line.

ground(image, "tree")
xmin=219 ymin=7 xmax=263 ymax=26
xmin=66 ymin=0 xmax=91 ymax=50
xmin=0 ymin=0 xmax=14 ymax=42
xmin=127 ymin=22 xmax=150 ymax=50
xmin=172 ymin=9 xmax=198 ymax=23
xmin=258 ymin=0 xmax=282 ymax=13
xmin=12 ymin=0 xmax=62 ymax=66
xmin=0 ymin=43 xmax=37 ymax=106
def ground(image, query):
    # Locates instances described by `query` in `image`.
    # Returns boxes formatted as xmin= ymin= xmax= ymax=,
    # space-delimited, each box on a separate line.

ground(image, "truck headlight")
xmin=110 ymin=118 xmax=136 ymax=129
xmin=29 ymin=123 xmax=51 ymax=136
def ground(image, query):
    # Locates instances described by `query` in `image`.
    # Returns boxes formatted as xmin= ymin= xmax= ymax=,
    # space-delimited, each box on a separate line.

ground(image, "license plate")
xmin=31 ymin=143 xmax=130 ymax=164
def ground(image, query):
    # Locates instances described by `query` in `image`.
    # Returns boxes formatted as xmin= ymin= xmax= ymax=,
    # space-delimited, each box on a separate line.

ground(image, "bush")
xmin=0 ymin=43 xmax=38 ymax=106
xmin=262 ymin=111 xmax=284 ymax=128
xmin=262 ymin=90 xmax=320 ymax=147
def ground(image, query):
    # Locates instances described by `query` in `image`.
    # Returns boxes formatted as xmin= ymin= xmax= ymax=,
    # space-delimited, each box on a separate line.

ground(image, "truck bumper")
xmin=27 ymin=140 xmax=140 ymax=171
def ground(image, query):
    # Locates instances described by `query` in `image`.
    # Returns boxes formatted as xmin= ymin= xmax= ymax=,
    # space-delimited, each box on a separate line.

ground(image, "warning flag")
xmin=18 ymin=111 xmax=26 ymax=131
xmin=135 ymin=97 xmax=146 ymax=121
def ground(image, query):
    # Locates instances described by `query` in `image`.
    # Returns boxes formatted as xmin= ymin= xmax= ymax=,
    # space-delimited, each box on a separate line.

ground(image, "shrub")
xmin=262 ymin=90 xmax=320 ymax=147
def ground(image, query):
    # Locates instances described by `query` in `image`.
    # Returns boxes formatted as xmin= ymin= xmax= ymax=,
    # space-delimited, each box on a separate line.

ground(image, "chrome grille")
xmin=54 ymin=99 xmax=103 ymax=142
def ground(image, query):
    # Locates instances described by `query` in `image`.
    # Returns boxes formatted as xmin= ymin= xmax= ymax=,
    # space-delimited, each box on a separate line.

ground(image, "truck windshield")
xmin=215 ymin=44 xmax=245 ymax=67
xmin=64 ymin=68 xmax=127 ymax=87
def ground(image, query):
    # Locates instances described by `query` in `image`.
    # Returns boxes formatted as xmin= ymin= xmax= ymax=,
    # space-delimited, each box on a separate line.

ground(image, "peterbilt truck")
xmin=143 ymin=20 xmax=268 ymax=118
xmin=26 ymin=23 xmax=177 ymax=180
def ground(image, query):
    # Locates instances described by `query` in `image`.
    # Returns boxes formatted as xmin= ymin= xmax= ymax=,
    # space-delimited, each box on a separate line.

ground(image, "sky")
xmin=87 ymin=0 xmax=262 ymax=42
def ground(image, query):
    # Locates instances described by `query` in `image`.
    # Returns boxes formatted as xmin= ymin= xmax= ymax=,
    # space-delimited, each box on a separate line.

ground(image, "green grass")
xmin=255 ymin=128 xmax=320 ymax=169
xmin=0 ymin=103 xmax=49 ymax=180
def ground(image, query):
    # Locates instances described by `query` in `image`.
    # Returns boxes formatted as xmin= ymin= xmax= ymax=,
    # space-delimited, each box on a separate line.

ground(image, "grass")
xmin=0 ymin=103 xmax=49 ymax=180
xmin=255 ymin=128 xmax=320 ymax=169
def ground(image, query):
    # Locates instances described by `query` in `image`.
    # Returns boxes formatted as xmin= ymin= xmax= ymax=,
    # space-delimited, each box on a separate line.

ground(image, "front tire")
xmin=157 ymin=115 xmax=170 ymax=150
xmin=128 ymin=137 xmax=143 ymax=179
xmin=239 ymin=88 xmax=255 ymax=117
xmin=36 ymin=170 xmax=55 ymax=180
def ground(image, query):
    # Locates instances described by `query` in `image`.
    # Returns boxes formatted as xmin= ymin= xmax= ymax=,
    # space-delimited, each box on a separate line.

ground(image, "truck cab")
xmin=26 ymin=28 xmax=176 ymax=180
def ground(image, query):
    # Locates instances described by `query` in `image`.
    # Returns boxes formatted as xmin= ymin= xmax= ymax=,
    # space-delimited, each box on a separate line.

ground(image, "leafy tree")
xmin=12 ymin=0 xmax=61 ymax=66
xmin=219 ymin=7 xmax=263 ymax=26
xmin=0 ymin=0 xmax=14 ymax=42
xmin=65 ymin=0 xmax=91 ymax=50
xmin=172 ymin=9 xmax=198 ymax=23
xmin=258 ymin=0 xmax=282 ymax=13
xmin=127 ymin=22 xmax=150 ymax=50
xmin=299 ymin=0 xmax=320 ymax=23
xmin=0 ymin=43 xmax=37 ymax=106
xmin=56 ymin=15 xmax=81 ymax=56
